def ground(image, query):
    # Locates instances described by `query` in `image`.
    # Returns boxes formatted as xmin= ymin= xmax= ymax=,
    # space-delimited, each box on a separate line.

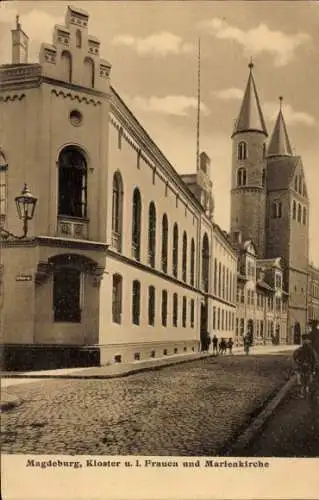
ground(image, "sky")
xmin=1 ymin=0 xmax=318 ymax=265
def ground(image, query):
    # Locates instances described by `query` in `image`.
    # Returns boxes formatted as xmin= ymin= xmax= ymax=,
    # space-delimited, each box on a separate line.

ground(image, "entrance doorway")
xmin=247 ymin=319 xmax=254 ymax=345
xmin=293 ymin=322 xmax=301 ymax=344
xmin=200 ymin=302 xmax=208 ymax=351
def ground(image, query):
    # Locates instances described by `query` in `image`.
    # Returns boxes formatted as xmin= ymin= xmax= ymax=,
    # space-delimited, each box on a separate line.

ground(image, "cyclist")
xmin=293 ymin=334 xmax=318 ymax=397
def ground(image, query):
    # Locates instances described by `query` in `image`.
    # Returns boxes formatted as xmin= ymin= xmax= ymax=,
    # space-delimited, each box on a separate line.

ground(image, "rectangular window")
xmin=0 ymin=166 xmax=7 ymax=220
xmin=132 ymin=280 xmax=141 ymax=325
xmin=53 ymin=268 xmax=81 ymax=322
xmin=148 ymin=286 xmax=155 ymax=326
xmin=190 ymin=299 xmax=195 ymax=328
xmin=213 ymin=307 xmax=216 ymax=329
xmin=173 ymin=293 xmax=178 ymax=327
xmin=182 ymin=296 xmax=187 ymax=328
xmin=112 ymin=274 xmax=122 ymax=324
xmin=161 ymin=290 xmax=168 ymax=327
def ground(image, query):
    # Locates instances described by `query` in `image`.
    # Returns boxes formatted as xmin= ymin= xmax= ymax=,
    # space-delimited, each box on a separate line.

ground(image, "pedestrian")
xmin=243 ymin=334 xmax=250 ymax=355
xmin=218 ymin=338 xmax=223 ymax=355
xmin=212 ymin=334 xmax=218 ymax=355
xmin=227 ymin=337 xmax=234 ymax=355
xmin=220 ymin=337 xmax=227 ymax=355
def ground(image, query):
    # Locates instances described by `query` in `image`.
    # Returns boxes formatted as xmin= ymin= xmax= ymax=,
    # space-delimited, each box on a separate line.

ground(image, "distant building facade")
xmin=308 ymin=263 xmax=319 ymax=328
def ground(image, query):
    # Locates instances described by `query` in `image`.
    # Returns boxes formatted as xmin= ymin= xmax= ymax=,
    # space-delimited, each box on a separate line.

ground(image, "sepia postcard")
xmin=0 ymin=1 xmax=319 ymax=499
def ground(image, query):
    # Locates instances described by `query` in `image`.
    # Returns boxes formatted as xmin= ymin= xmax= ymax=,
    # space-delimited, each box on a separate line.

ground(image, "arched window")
xmin=272 ymin=201 xmax=282 ymax=219
xmin=202 ymin=233 xmax=209 ymax=292
xmin=132 ymin=280 xmax=141 ymax=325
xmin=148 ymin=285 xmax=155 ymax=326
xmin=237 ymin=141 xmax=247 ymax=160
xmin=237 ymin=167 xmax=247 ymax=187
xmin=222 ymin=265 xmax=225 ymax=298
xmin=173 ymin=293 xmax=178 ymax=327
xmin=297 ymin=203 xmax=302 ymax=222
xmin=84 ymin=57 xmax=94 ymax=88
xmin=172 ymin=223 xmax=178 ymax=278
xmin=112 ymin=274 xmax=122 ymax=324
xmin=298 ymin=176 xmax=302 ymax=194
xmin=0 ymin=151 xmax=8 ymax=222
xmin=76 ymin=29 xmax=82 ymax=48
xmin=303 ymin=207 xmax=307 ymax=225
xmin=132 ymin=188 xmax=142 ymax=260
xmin=161 ymin=214 xmax=168 ymax=272
xmin=226 ymin=269 xmax=229 ymax=301
xmin=292 ymin=200 xmax=296 ymax=220
xmin=161 ymin=290 xmax=168 ymax=326
xmin=262 ymin=143 xmax=266 ymax=159
xmin=112 ymin=171 xmax=123 ymax=252
xmin=190 ymin=238 xmax=195 ymax=286
xmin=61 ymin=50 xmax=72 ymax=82
xmin=182 ymin=231 xmax=187 ymax=282
xmin=58 ymin=146 xmax=87 ymax=218
xmin=148 ymin=202 xmax=156 ymax=268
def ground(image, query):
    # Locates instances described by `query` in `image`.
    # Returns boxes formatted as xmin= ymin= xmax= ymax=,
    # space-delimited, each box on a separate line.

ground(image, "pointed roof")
xmin=267 ymin=97 xmax=293 ymax=158
xmin=232 ymin=62 xmax=268 ymax=137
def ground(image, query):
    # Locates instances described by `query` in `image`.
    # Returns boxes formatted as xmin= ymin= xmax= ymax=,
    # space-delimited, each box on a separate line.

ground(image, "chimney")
xmin=11 ymin=15 xmax=29 ymax=64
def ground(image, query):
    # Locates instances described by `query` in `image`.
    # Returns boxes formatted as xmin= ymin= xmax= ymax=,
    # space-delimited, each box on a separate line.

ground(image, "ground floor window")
xmin=190 ymin=299 xmax=195 ymax=328
xmin=112 ymin=274 xmax=122 ymax=324
xmin=53 ymin=268 xmax=81 ymax=322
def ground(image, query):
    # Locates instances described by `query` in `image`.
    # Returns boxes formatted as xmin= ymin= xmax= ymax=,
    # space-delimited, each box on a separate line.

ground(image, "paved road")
xmin=1 ymin=354 xmax=293 ymax=456
xmin=241 ymin=385 xmax=319 ymax=457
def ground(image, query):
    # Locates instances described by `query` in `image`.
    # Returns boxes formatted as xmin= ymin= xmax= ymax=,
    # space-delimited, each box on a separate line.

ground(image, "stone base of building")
xmin=0 ymin=344 xmax=100 ymax=372
xmin=0 ymin=340 xmax=200 ymax=372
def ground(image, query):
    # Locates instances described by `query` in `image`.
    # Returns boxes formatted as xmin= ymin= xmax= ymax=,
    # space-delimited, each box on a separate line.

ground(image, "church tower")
xmin=266 ymin=98 xmax=309 ymax=343
xmin=230 ymin=63 xmax=268 ymax=257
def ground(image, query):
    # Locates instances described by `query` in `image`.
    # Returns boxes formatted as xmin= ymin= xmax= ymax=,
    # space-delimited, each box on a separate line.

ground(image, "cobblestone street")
xmin=1 ymin=354 xmax=293 ymax=456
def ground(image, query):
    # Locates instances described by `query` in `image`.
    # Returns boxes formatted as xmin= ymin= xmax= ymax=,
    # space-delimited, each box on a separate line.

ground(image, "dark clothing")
xmin=293 ymin=344 xmax=318 ymax=372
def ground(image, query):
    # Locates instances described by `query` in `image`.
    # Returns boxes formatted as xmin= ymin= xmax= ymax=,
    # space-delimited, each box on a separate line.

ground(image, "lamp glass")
xmin=15 ymin=184 xmax=37 ymax=221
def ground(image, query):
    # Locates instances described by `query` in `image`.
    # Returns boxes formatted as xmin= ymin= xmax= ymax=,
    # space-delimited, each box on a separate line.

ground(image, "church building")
xmin=230 ymin=63 xmax=309 ymax=344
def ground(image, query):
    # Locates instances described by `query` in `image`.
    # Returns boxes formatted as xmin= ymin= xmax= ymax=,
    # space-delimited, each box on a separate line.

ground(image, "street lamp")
xmin=0 ymin=184 xmax=37 ymax=239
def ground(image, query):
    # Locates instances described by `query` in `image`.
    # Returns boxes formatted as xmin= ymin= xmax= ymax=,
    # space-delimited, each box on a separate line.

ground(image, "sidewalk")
xmin=1 ymin=343 xmax=294 ymax=388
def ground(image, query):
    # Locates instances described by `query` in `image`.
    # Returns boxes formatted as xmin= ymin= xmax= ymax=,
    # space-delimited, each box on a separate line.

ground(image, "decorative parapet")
xmin=51 ymin=88 xmax=102 ymax=106
xmin=88 ymin=36 xmax=100 ymax=56
xmin=54 ymin=24 xmax=71 ymax=47
xmin=0 ymin=64 xmax=41 ymax=87
xmin=41 ymin=43 xmax=57 ymax=64
xmin=100 ymin=59 xmax=111 ymax=78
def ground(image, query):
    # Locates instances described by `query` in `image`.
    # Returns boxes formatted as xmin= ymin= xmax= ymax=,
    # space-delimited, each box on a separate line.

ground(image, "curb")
xmin=225 ymin=375 xmax=296 ymax=456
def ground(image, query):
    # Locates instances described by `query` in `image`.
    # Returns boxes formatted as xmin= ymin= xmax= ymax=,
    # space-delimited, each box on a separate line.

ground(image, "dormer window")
xmin=237 ymin=141 xmax=247 ymax=161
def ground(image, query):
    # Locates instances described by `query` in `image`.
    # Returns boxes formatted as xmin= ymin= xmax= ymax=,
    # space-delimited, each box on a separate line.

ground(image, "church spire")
xmin=267 ymin=96 xmax=293 ymax=158
xmin=232 ymin=62 xmax=268 ymax=137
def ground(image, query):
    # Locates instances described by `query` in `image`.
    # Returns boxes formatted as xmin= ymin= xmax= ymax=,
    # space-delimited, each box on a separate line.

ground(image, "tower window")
xmin=292 ymin=200 xmax=296 ymax=220
xmin=303 ymin=207 xmax=307 ymax=225
xmin=297 ymin=203 xmax=302 ymax=222
xmin=262 ymin=143 xmax=266 ymax=159
xmin=294 ymin=176 xmax=298 ymax=192
xmin=262 ymin=168 xmax=266 ymax=187
xmin=202 ymin=233 xmax=209 ymax=292
xmin=237 ymin=141 xmax=247 ymax=160
xmin=272 ymin=201 xmax=282 ymax=219
xmin=237 ymin=168 xmax=247 ymax=187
